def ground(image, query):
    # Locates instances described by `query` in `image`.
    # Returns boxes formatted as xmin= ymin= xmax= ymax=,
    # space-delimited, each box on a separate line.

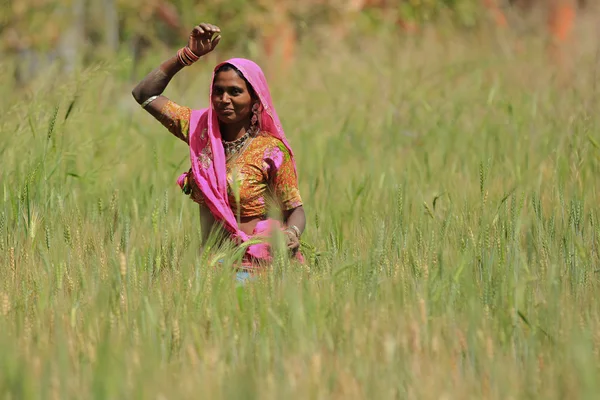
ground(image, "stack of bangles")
xmin=284 ymin=225 xmax=301 ymax=240
xmin=177 ymin=46 xmax=200 ymax=66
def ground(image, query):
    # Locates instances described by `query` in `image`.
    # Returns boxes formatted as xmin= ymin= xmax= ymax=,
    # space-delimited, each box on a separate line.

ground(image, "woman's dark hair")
xmin=214 ymin=63 xmax=257 ymax=99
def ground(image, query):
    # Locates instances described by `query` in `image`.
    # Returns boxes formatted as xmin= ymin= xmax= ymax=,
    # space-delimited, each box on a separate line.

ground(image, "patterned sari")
xmin=160 ymin=58 xmax=304 ymax=267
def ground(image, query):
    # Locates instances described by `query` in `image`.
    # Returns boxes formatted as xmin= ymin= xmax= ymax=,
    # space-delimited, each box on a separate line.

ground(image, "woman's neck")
xmin=220 ymin=120 xmax=250 ymax=142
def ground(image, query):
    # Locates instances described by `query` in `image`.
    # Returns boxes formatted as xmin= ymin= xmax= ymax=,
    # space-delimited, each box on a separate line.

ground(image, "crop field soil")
xmin=1 ymin=26 xmax=600 ymax=399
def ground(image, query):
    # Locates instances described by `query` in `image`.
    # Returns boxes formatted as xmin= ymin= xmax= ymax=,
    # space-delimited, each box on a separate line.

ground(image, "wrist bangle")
xmin=177 ymin=46 xmax=200 ymax=67
xmin=286 ymin=225 xmax=301 ymax=239
xmin=183 ymin=46 xmax=200 ymax=62
xmin=141 ymin=95 xmax=159 ymax=108
xmin=177 ymin=48 xmax=190 ymax=66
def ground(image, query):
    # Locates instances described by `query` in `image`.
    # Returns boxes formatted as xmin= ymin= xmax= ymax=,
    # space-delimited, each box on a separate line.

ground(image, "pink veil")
xmin=177 ymin=58 xmax=299 ymax=262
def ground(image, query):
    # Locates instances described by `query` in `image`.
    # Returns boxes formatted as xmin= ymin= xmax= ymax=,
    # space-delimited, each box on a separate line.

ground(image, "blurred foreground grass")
xmin=1 ymin=28 xmax=600 ymax=399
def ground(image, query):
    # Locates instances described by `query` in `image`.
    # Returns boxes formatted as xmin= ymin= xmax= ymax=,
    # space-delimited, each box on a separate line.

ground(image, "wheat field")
xmin=1 ymin=25 xmax=600 ymax=399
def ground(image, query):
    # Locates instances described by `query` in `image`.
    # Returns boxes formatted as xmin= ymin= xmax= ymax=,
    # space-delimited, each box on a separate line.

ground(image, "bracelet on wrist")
xmin=141 ymin=95 xmax=159 ymax=109
xmin=285 ymin=225 xmax=301 ymax=239
xmin=177 ymin=46 xmax=200 ymax=67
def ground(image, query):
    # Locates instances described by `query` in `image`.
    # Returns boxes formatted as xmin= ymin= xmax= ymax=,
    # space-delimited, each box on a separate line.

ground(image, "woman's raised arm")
xmin=131 ymin=55 xmax=185 ymax=119
xmin=131 ymin=23 xmax=221 ymax=137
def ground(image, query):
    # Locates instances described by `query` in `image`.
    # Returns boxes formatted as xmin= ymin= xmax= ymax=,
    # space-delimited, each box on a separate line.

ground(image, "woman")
xmin=132 ymin=23 xmax=306 ymax=274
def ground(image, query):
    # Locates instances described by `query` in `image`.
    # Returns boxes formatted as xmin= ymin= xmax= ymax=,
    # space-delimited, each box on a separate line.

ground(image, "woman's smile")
xmin=218 ymin=108 xmax=235 ymax=116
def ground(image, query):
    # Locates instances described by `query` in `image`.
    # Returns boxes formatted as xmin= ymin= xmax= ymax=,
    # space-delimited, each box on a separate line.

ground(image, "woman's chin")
xmin=216 ymin=115 xmax=231 ymax=124
xmin=216 ymin=113 xmax=238 ymax=124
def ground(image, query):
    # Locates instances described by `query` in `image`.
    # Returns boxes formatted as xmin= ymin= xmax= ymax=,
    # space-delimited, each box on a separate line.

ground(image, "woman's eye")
xmin=230 ymin=89 xmax=242 ymax=96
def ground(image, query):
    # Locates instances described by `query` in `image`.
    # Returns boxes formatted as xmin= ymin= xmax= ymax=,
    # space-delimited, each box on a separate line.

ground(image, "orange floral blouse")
xmin=158 ymin=100 xmax=303 ymax=219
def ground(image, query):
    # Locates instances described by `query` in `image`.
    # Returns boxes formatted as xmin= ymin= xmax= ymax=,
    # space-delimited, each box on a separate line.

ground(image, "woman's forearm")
xmin=285 ymin=206 xmax=306 ymax=236
xmin=131 ymin=22 xmax=220 ymax=105
xmin=131 ymin=55 xmax=185 ymax=104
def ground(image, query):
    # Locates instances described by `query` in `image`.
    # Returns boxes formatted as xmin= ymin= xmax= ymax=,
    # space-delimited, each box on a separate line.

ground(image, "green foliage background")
xmin=0 ymin=0 xmax=489 ymax=53
xmin=2 ymin=2 xmax=600 ymax=399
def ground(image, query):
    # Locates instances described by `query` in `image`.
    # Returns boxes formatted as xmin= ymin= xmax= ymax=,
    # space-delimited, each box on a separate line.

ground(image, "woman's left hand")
xmin=285 ymin=230 xmax=300 ymax=253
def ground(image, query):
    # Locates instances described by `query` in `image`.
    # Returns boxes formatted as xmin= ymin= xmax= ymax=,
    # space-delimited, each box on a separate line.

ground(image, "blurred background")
xmin=2 ymin=2 xmax=600 ymax=398
xmin=1 ymin=0 xmax=597 ymax=88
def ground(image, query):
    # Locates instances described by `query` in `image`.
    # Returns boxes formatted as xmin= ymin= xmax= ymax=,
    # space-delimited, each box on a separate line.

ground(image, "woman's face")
xmin=211 ymin=69 xmax=254 ymax=125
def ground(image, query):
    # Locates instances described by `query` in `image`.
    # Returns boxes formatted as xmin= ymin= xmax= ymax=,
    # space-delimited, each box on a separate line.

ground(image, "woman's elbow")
xmin=131 ymin=86 xmax=144 ymax=104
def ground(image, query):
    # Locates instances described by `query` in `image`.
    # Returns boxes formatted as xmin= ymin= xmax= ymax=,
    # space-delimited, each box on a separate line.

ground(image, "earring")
xmin=250 ymin=103 xmax=260 ymax=134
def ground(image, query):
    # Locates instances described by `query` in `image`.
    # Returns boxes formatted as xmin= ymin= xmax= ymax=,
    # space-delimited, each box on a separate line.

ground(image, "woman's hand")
xmin=284 ymin=228 xmax=301 ymax=254
xmin=188 ymin=23 xmax=221 ymax=57
xmin=282 ymin=207 xmax=305 ymax=255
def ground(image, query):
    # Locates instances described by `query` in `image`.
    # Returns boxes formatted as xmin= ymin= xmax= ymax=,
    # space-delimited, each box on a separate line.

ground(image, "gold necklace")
xmin=222 ymin=127 xmax=259 ymax=158
xmin=222 ymin=132 xmax=249 ymax=157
